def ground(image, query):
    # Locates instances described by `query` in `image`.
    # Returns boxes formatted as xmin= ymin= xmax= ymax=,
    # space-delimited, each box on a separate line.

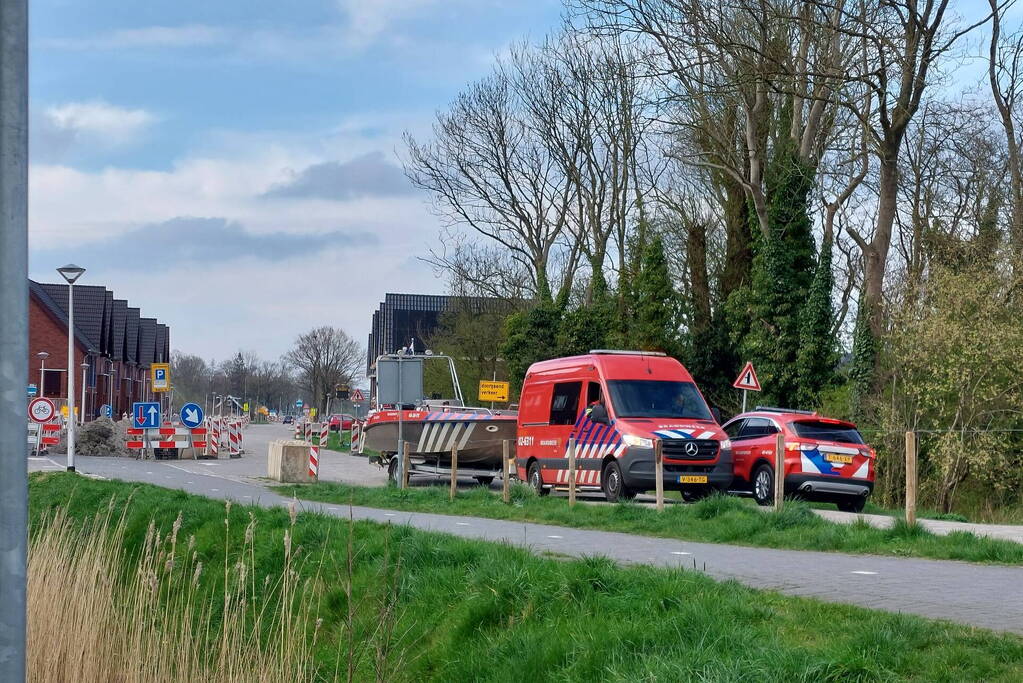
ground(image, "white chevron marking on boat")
xmin=429 ymin=422 xmax=453 ymax=453
xmin=417 ymin=423 xmax=433 ymax=452
xmin=444 ymin=423 xmax=465 ymax=451
xmin=457 ymin=422 xmax=476 ymax=450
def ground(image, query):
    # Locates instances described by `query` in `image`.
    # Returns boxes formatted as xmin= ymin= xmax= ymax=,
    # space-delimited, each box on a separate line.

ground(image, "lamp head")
xmin=36 ymin=351 xmax=50 ymax=359
xmin=56 ymin=263 xmax=86 ymax=284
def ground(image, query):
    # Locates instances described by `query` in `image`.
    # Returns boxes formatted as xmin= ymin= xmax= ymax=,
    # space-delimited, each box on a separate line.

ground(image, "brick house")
xmin=28 ymin=280 xmax=171 ymax=422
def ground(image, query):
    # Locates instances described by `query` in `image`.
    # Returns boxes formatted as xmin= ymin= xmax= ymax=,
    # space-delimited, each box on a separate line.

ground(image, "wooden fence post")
xmin=502 ymin=439 xmax=511 ymax=504
xmin=450 ymin=446 xmax=459 ymax=501
xmin=905 ymin=431 xmax=917 ymax=525
xmin=774 ymin=431 xmax=785 ymax=511
xmin=654 ymin=438 xmax=665 ymax=512
xmin=568 ymin=437 xmax=577 ymax=507
xmin=401 ymin=442 xmax=410 ymax=490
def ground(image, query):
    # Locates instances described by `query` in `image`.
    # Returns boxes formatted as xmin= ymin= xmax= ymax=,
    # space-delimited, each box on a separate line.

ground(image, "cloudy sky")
xmin=28 ymin=0 xmax=562 ymax=366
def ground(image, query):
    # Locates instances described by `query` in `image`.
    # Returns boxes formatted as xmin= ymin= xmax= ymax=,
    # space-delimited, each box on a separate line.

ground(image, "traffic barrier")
xmin=28 ymin=421 xmax=61 ymax=451
xmin=308 ymin=436 xmax=319 ymax=478
xmin=351 ymin=421 xmax=363 ymax=452
xmin=320 ymin=421 xmax=328 ymax=451
xmin=229 ymin=419 xmax=241 ymax=457
xmin=206 ymin=417 xmax=221 ymax=457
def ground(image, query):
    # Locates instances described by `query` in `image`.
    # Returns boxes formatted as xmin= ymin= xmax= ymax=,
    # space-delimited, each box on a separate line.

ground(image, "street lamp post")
xmin=36 ymin=351 xmax=49 ymax=398
xmin=80 ymin=360 xmax=89 ymax=425
xmin=57 ymin=263 xmax=85 ymax=472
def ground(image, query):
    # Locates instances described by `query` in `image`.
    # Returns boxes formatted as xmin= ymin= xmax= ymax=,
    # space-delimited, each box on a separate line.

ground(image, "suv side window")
xmin=586 ymin=381 xmax=603 ymax=407
xmin=724 ymin=419 xmax=746 ymax=439
xmin=549 ymin=381 xmax=582 ymax=425
xmin=738 ymin=417 xmax=778 ymax=440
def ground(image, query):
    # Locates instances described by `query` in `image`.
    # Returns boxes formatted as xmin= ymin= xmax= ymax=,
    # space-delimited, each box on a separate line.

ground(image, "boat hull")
xmin=363 ymin=410 xmax=517 ymax=468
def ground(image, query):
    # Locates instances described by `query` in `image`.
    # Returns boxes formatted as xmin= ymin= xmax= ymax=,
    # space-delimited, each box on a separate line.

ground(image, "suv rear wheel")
xmin=601 ymin=460 xmax=636 ymax=503
xmin=752 ymin=464 xmax=774 ymax=506
xmin=837 ymin=497 xmax=867 ymax=513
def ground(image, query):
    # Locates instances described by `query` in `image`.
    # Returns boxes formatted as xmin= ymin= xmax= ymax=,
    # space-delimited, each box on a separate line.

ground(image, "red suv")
xmin=722 ymin=407 xmax=875 ymax=512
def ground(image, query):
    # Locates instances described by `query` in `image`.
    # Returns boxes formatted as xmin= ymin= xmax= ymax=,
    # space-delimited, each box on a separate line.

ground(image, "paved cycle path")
xmin=30 ymin=449 xmax=1023 ymax=635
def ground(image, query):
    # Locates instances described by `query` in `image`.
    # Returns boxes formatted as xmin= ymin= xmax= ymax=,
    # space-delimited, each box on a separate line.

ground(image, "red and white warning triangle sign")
xmin=733 ymin=362 xmax=761 ymax=391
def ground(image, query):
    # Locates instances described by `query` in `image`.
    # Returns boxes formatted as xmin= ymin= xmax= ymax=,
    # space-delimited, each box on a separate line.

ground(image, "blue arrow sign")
xmin=180 ymin=402 xmax=204 ymax=429
xmin=133 ymin=401 xmax=160 ymax=429
xmin=296 ymin=399 xmax=304 ymax=407
xmin=100 ymin=404 xmax=112 ymax=418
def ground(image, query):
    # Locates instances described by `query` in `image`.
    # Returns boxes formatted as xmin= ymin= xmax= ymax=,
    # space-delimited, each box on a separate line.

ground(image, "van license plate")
xmin=678 ymin=475 xmax=708 ymax=484
xmin=824 ymin=454 xmax=853 ymax=464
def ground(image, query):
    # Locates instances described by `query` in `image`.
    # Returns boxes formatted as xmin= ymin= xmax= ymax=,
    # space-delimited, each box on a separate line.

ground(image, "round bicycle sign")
xmin=29 ymin=397 xmax=56 ymax=423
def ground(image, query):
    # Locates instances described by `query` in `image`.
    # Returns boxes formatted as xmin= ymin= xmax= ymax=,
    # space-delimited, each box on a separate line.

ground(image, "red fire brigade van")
xmin=515 ymin=350 xmax=733 ymax=502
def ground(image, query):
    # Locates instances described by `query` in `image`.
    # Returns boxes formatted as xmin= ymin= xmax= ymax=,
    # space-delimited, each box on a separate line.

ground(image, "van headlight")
xmin=720 ymin=439 xmax=731 ymax=450
xmin=622 ymin=434 xmax=654 ymax=449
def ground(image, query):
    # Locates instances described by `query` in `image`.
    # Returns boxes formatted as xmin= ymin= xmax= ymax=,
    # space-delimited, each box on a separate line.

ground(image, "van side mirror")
xmin=711 ymin=406 xmax=722 ymax=424
xmin=589 ymin=403 xmax=610 ymax=424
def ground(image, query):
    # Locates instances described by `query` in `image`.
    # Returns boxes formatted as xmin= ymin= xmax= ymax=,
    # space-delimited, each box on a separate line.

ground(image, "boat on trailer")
xmin=362 ymin=351 xmax=517 ymax=483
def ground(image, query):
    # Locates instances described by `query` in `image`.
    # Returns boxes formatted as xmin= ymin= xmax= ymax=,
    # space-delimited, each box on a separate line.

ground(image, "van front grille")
xmin=662 ymin=438 xmax=718 ymax=461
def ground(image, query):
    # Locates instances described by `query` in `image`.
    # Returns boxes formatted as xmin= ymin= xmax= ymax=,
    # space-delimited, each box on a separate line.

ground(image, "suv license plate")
xmin=678 ymin=475 xmax=708 ymax=484
xmin=824 ymin=454 xmax=853 ymax=464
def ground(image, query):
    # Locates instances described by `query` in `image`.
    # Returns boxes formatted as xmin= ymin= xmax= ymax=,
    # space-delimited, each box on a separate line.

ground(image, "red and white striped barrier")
xmin=229 ymin=419 xmax=241 ymax=457
xmin=126 ymin=425 xmax=207 ymax=451
xmin=205 ymin=417 xmax=221 ymax=457
xmin=351 ymin=421 xmax=363 ymax=453
xmin=308 ymin=431 xmax=320 ymax=479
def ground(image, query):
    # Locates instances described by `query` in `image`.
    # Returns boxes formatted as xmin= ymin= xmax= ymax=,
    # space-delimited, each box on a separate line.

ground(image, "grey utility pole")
xmin=0 ymin=0 xmax=29 ymax=679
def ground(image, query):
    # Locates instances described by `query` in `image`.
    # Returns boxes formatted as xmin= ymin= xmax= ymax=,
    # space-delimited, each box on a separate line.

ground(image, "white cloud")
xmin=42 ymin=24 xmax=231 ymax=50
xmin=27 ymin=119 xmax=449 ymax=358
xmin=43 ymin=100 xmax=156 ymax=146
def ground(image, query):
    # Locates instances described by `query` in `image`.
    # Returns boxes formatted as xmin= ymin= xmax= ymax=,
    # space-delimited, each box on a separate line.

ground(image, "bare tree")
xmin=988 ymin=0 xmax=1023 ymax=256
xmin=404 ymin=62 xmax=575 ymax=303
xmin=284 ymin=327 xmax=363 ymax=414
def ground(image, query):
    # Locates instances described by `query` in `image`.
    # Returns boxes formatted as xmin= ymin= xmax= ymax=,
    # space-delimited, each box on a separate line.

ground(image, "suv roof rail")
xmin=589 ymin=349 xmax=667 ymax=357
xmin=754 ymin=405 xmax=817 ymax=415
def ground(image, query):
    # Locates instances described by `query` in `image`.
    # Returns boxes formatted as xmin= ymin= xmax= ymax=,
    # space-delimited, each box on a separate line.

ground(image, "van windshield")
xmin=606 ymin=380 xmax=712 ymax=420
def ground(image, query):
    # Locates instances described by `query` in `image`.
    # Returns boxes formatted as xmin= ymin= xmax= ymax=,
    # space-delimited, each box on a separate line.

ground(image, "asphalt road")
xmin=28 ymin=423 xmax=1023 ymax=635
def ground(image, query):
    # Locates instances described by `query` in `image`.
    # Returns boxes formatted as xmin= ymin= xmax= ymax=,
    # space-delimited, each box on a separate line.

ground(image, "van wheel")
xmin=837 ymin=497 xmax=866 ymax=513
xmin=752 ymin=464 xmax=774 ymax=506
xmin=527 ymin=462 xmax=548 ymax=497
xmin=602 ymin=461 xmax=636 ymax=503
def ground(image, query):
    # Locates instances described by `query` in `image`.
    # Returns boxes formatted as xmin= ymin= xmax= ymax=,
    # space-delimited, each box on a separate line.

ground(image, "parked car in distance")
xmin=328 ymin=414 xmax=355 ymax=431
xmin=722 ymin=407 xmax=875 ymax=512
xmin=282 ymin=415 xmax=294 ymax=424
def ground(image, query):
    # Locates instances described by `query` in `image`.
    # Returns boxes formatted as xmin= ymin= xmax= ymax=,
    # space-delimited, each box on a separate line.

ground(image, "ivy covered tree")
xmin=796 ymin=238 xmax=838 ymax=407
xmin=630 ymin=236 xmax=678 ymax=354
xmin=741 ymin=147 xmax=818 ymax=406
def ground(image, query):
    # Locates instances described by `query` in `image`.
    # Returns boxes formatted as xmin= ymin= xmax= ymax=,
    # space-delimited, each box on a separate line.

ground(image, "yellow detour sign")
xmin=310 ymin=408 xmax=317 ymax=418
xmin=60 ymin=405 xmax=79 ymax=418
xmin=258 ymin=406 xmax=269 ymax=415
xmin=151 ymin=363 xmax=171 ymax=392
xmin=479 ymin=380 xmax=510 ymax=402
xmin=243 ymin=402 xmax=249 ymax=412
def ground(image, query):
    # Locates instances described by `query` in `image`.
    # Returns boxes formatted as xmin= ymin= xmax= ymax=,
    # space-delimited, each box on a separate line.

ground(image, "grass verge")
xmin=274 ymin=481 xmax=1023 ymax=565
xmin=29 ymin=472 xmax=1023 ymax=681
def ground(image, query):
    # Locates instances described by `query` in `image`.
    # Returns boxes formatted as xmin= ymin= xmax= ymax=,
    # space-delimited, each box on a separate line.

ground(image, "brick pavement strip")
xmin=31 ymin=424 xmax=1023 ymax=635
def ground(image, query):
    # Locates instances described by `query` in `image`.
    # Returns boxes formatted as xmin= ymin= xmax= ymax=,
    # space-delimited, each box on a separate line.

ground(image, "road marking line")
xmin=211 ymin=488 xmax=219 ymax=492
xmin=671 ymin=551 xmax=692 ymax=556
xmin=146 ymin=471 xmax=153 ymax=474
xmin=851 ymin=571 xmax=878 ymax=575
xmin=328 ymin=507 xmax=340 ymax=512
xmin=384 ymin=513 xmax=396 ymax=517
xmin=456 ymin=522 xmax=470 ymax=526
xmin=547 ymin=535 xmax=563 ymax=539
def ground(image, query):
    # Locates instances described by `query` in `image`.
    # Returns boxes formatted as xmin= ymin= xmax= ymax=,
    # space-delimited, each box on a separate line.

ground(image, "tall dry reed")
xmin=28 ymin=501 xmax=323 ymax=682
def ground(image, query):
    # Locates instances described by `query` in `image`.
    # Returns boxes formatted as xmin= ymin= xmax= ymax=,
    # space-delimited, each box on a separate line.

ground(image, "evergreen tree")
xmin=741 ymin=146 xmax=817 ymax=407
xmin=631 ymin=236 xmax=678 ymax=353
xmin=557 ymin=296 xmax=615 ymax=357
xmin=795 ymin=237 xmax=837 ymax=407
